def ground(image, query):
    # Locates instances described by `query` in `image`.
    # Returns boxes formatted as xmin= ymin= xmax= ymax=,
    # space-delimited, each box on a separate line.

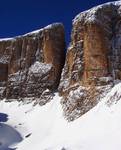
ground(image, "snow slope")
xmin=0 ymin=82 xmax=121 ymax=150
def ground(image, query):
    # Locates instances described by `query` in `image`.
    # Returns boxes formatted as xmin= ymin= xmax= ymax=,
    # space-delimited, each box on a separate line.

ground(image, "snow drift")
xmin=0 ymin=82 xmax=121 ymax=150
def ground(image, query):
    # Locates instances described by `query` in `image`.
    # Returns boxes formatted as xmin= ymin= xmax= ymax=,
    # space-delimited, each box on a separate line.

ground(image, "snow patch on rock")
xmin=29 ymin=61 xmax=52 ymax=74
xmin=73 ymin=1 xmax=121 ymax=24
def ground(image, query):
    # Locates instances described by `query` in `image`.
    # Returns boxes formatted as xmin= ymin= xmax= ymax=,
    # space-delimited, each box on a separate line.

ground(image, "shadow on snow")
xmin=0 ymin=113 xmax=23 ymax=150
xmin=0 ymin=113 xmax=8 ymax=122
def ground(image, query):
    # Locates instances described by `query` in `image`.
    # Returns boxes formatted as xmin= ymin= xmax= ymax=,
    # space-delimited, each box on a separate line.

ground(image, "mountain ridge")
xmin=0 ymin=23 xmax=64 ymax=42
xmin=0 ymin=1 xmax=121 ymax=121
xmin=1 ymin=1 xmax=121 ymax=149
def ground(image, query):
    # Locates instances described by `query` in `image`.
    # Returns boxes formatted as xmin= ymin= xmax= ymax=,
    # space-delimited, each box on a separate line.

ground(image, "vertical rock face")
xmin=0 ymin=23 xmax=65 ymax=101
xmin=59 ymin=1 xmax=121 ymax=121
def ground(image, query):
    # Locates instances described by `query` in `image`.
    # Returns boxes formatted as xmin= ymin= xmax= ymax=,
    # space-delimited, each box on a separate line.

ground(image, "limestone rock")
xmin=59 ymin=1 xmax=121 ymax=120
xmin=0 ymin=23 xmax=65 ymax=100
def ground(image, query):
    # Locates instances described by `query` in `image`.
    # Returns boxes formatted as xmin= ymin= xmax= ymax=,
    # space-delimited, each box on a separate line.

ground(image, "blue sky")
xmin=0 ymin=0 xmax=115 ymax=44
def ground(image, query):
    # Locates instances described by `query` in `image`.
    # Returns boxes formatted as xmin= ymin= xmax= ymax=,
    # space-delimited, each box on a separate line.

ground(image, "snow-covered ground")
xmin=0 ymin=122 xmax=22 ymax=150
xmin=0 ymin=82 xmax=121 ymax=150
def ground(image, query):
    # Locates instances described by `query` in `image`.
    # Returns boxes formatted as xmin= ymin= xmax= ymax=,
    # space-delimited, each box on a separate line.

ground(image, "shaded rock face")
xmin=59 ymin=2 xmax=121 ymax=121
xmin=0 ymin=23 xmax=65 ymax=100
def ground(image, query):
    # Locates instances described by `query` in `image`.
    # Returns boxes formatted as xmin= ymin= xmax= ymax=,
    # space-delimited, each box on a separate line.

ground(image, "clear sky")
xmin=0 ymin=0 xmax=115 ymax=45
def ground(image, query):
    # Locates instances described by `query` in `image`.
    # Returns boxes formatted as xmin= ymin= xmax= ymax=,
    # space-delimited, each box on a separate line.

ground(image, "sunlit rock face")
xmin=1 ymin=1 xmax=121 ymax=122
xmin=59 ymin=1 xmax=121 ymax=121
xmin=0 ymin=23 xmax=65 ymax=100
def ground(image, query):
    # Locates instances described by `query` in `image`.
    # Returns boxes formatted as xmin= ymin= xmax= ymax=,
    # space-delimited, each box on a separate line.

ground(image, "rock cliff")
xmin=1 ymin=1 xmax=121 ymax=121
xmin=59 ymin=1 xmax=121 ymax=121
xmin=0 ymin=23 xmax=65 ymax=102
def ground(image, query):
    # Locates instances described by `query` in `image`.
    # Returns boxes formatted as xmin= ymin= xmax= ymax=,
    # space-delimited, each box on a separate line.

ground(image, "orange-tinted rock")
xmin=0 ymin=23 xmax=65 ymax=99
xmin=83 ymin=23 xmax=109 ymax=83
xmin=59 ymin=2 xmax=121 ymax=120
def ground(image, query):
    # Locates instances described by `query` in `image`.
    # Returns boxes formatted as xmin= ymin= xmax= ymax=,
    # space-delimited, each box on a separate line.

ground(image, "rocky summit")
xmin=0 ymin=1 xmax=121 ymax=121
xmin=59 ymin=1 xmax=121 ymax=120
